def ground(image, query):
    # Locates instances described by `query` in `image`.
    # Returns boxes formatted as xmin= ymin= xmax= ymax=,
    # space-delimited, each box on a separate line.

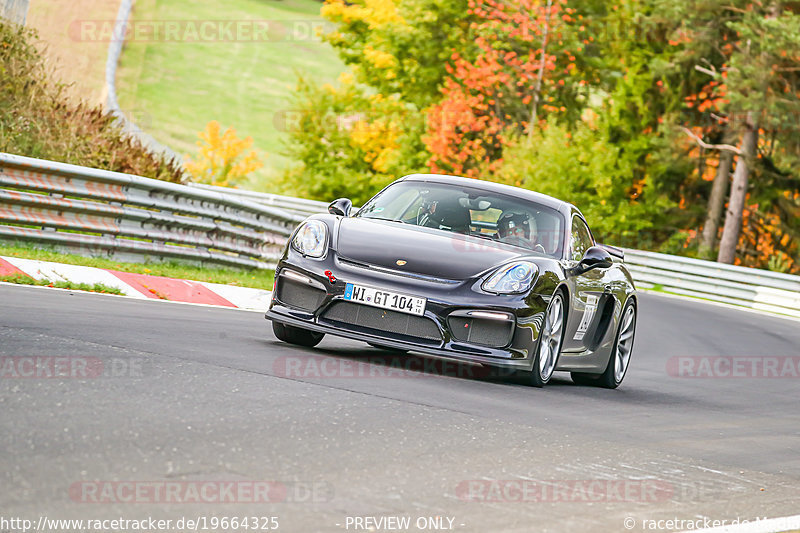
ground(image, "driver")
xmin=497 ymin=212 xmax=542 ymax=252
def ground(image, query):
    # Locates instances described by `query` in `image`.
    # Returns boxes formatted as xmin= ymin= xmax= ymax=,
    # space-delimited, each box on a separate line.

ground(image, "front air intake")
xmin=276 ymin=277 xmax=326 ymax=312
xmin=448 ymin=314 xmax=514 ymax=348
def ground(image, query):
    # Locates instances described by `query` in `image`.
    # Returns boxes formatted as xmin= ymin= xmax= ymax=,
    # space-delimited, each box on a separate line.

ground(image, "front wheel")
xmin=518 ymin=293 xmax=566 ymax=388
xmin=272 ymin=321 xmax=324 ymax=348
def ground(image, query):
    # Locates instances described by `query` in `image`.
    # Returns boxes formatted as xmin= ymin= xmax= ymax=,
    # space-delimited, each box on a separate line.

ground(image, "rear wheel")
xmin=518 ymin=293 xmax=565 ymax=387
xmin=272 ymin=321 xmax=324 ymax=348
xmin=571 ymin=299 xmax=636 ymax=389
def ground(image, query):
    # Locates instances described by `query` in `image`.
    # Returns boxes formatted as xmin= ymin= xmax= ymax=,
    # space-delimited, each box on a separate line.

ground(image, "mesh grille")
xmin=448 ymin=316 xmax=514 ymax=348
xmin=277 ymin=278 xmax=326 ymax=312
xmin=321 ymin=302 xmax=441 ymax=343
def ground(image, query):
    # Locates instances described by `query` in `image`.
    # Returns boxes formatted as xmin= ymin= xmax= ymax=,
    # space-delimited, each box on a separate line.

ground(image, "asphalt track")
xmin=1 ymin=283 xmax=799 ymax=532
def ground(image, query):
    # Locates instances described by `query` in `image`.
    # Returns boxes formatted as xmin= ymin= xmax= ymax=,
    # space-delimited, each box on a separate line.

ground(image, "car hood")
xmin=335 ymin=218 xmax=528 ymax=279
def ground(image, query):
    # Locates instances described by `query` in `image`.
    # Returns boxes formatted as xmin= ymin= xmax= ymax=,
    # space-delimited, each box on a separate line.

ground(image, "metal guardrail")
xmin=1 ymin=151 xmax=798 ymax=317
xmin=0 ymin=152 xmax=306 ymax=269
xmin=188 ymin=183 xmax=329 ymax=217
xmin=624 ymin=249 xmax=800 ymax=318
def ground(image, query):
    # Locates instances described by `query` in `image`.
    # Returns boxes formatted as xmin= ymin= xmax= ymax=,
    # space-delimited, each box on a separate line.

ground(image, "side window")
xmin=570 ymin=217 xmax=594 ymax=261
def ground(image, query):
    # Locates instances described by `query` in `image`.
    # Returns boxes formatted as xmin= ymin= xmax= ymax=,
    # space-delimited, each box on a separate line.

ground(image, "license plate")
xmin=343 ymin=283 xmax=426 ymax=316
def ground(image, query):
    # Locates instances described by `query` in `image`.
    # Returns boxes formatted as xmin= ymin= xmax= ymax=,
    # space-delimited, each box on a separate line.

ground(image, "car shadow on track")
xmin=262 ymin=338 xmax=716 ymax=408
xmin=263 ymin=337 xmax=586 ymax=388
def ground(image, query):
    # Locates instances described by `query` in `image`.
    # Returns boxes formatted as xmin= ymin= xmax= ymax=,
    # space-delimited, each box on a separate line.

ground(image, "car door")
xmin=561 ymin=215 xmax=609 ymax=353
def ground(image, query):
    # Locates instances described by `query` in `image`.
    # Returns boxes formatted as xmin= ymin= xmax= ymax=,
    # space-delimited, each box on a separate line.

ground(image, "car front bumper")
xmin=265 ymin=252 xmax=551 ymax=371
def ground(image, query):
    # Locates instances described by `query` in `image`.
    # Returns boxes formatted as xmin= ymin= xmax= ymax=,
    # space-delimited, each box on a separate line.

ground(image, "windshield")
xmin=356 ymin=181 xmax=565 ymax=258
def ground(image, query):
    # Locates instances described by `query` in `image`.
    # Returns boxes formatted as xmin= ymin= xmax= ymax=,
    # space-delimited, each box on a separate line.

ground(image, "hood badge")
xmin=396 ymin=260 xmax=407 ymax=266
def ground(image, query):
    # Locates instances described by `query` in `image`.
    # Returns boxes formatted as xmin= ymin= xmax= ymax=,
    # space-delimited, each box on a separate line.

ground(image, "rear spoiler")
xmin=598 ymin=244 xmax=624 ymax=261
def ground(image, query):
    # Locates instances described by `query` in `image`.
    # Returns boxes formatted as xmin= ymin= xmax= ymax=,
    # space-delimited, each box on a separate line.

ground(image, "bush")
xmin=493 ymin=116 xmax=681 ymax=248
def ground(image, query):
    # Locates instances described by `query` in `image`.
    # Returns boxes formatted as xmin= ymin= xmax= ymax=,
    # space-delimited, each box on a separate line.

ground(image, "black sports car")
xmin=266 ymin=174 xmax=637 ymax=388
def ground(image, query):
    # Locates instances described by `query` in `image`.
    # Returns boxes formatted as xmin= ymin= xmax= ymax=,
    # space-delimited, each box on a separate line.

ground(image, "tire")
xmin=367 ymin=342 xmax=408 ymax=354
xmin=518 ymin=292 xmax=566 ymax=388
xmin=571 ymin=299 xmax=636 ymax=389
xmin=569 ymin=372 xmax=601 ymax=386
xmin=272 ymin=321 xmax=324 ymax=348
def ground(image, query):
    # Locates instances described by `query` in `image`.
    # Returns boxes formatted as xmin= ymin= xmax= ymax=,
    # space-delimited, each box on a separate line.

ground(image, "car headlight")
xmin=291 ymin=220 xmax=328 ymax=258
xmin=482 ymin=261 xmax=538 ymax=294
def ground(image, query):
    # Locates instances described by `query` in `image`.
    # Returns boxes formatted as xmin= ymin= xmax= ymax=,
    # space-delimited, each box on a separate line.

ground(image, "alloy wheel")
xmin=538 ymin=294 xmax=564 ymax=381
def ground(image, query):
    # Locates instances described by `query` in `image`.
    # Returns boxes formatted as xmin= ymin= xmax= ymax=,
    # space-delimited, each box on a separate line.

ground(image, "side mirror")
xmin=328 ymin=198 xmax=353 ymax=217
xmin=572 ymin=246 xmax=613 ymax=275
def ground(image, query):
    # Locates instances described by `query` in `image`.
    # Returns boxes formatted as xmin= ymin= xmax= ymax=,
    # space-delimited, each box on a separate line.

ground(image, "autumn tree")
xmin=321 ymin=0 xmax=473 ymax=107
xmin=664 ymin=0 xmax=800 ymax=270
xmin=277 ymin=74 xmax=428 ymax=205
xmin=425 ymin=0 xmax=589 ymax=176
xmin=717 ymin=1 xmax=800 ymax=265
xmin=184 ymin=121 xmax=263 ymax=187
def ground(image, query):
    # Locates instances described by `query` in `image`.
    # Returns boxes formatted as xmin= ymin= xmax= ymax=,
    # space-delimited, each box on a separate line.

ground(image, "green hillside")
xmin=116 ymin=0 xmax=347 ymax=188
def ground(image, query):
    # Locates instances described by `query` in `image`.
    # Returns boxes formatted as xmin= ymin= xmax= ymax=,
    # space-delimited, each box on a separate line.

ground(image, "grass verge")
xmin=0 ymin=273 xmax=124 ymax=295
xmin=0 ymin=243 xmax=275 ymax=290
xmin=25 ymin=0 xmax=121 ymax=105
xmin=116 ymin=0 xmax=347 ymax=185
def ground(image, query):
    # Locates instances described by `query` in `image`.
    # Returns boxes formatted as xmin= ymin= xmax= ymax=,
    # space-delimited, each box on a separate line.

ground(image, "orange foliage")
xmin=736 ymin=205 xmax=799 ymax=274
xmin=684 ymin=80 xmax=729 ymax=117
xmin=424 ymin=0 xmax=572 ymax=176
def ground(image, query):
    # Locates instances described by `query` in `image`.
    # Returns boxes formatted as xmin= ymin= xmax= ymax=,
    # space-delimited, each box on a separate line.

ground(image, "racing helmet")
xmin=497 ymin=212 xmax=533 ymax=240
